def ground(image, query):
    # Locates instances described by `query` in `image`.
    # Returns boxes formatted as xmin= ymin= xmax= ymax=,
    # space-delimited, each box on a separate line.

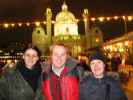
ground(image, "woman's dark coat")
xmin=0 ymin=61 xmax=44 ymax=100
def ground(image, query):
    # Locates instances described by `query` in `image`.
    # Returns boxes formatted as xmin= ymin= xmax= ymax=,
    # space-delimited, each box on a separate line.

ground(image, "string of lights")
xmin=0 ymin=15 xmax=133 ymax=28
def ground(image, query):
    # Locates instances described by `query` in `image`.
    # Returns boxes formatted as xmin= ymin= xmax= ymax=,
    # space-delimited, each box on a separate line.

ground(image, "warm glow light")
xmin=83 ymin=18 xmax=87 ymax=22
xmin=119 ymin=48 xmax=124 ymax=52
xmin=0 ymin=50 xmax=3 ymax=53
xmin=98 ymin=17 xmax=105 ymax=22
xmin=114 ymin=16 xmax=119 ymax=20
xmin=106 ymin=17 xmax=111 ymax=21
xmin=124 ymin=41 xmax=129 ymax=46
xmin=103 ymin=46 xmax=106 ymax=50
xmin=84 ymin=9 xmax=89 ymax=15
xmin=4 ymin=23 xmax=9 ymax=28
xmin=0 ymin=15 xmax=132 ymax=28
xmin=43 ymin=21 xmax=46 ymax=24
xmin=7 ymin=59 xmax=12 ymax=64
xmin=54 ymin=20 xmax=78 ymax=36
xmin=11 ymin=23 xmax=15 ymax=27
xmin=109 ymin=45 xmax=113 ymax=52
xmin=117 ymin=43 xmax=123 ymax=47
xmin=127 ymin=16 xmax=133 ymax=21
xmin=52 ymin=21 xmax=55 ymax=24
xmin=76 ymin=19 xmax=79 ymax=23
xmin=96 ymin=38 xmax=99 ymax=42
xmin=106 ymin=46 xmax=110 ymax=50
xmin=91 ymin=17 xmax=96 ymax=21
xmin=35 ymin=21 xmax=40 ymax=26
xmin=122 ymin=16 xmax=126 ymax=20
xmin=26 ymin=22 xmax=30 ymax=26
xmin=18 ymin=23 xmax=22 ymax=27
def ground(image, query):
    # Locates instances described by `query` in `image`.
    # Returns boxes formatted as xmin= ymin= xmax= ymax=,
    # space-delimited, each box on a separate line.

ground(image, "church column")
xmin=46 ymin=8 xmax=52 ymax=45
xmin=82 ymin=9 xmax=92 ymax=49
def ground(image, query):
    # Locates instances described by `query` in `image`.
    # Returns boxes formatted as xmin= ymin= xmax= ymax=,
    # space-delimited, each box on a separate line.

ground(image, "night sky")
xmin=0 ymin=0 xmax=133 ymax=46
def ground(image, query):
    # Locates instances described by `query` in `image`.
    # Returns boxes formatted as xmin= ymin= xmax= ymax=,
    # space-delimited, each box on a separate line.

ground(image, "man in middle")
xmin=42 ymin=43 xmax=82 ymax=100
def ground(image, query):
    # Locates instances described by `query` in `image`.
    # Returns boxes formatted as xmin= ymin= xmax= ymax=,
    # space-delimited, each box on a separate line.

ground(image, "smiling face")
xmin=51 ymin=45 xmax=68 ymax=68
xmin=23 ymin=48 xmax=39 ymax=69
xmin=90 ymin=59 xmax=105 ymax=79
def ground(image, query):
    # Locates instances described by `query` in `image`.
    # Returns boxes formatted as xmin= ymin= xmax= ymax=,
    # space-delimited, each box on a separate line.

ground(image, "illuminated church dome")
xmin=54 ymin=3 xmax=78 ymax=36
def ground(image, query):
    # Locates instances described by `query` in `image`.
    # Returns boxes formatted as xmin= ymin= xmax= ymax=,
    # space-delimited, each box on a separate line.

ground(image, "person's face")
xmin=90 ymin=59 xmax=105 ymax=78
xmin=51 ymin=45 xmax=67 ymax=68
xmin=23 ymin=48 xmax=39 ymax=69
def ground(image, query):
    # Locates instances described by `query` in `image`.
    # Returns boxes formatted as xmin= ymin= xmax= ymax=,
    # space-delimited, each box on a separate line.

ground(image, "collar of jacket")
xmin=43 ymin=57 xmax=78 ymax=73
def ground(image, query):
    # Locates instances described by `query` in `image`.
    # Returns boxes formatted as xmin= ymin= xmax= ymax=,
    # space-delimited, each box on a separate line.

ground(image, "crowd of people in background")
xmin=0 ymin=43 xmax=128 ymax=100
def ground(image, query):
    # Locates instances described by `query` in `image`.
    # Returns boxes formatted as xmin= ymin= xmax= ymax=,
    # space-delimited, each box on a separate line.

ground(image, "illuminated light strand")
xmin=0 ymin=15 xmax=132 ymax=28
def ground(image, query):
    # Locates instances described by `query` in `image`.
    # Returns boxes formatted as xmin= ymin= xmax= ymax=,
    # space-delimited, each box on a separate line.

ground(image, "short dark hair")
xmin=89 ymin=51 xmax=106 ymax=64
xmin=23 ymin=45 xmax=41 ymax=57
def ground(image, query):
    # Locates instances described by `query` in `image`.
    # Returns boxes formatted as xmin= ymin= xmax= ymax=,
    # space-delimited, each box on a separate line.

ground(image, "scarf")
xmin=17 ymin=61 xmax=42 ymax=92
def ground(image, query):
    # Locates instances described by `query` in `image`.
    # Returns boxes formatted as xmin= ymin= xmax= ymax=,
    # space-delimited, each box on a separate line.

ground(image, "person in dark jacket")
xmin=79 ymin=51 xmax=127 ymax=100
xmin=42 ymin=43 xmax=82 ymax=100
xmin=0 ymin=46 xmax=44 ymax=100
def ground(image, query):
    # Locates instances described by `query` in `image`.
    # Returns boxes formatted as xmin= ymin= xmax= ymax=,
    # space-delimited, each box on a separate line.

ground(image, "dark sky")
xmin=0 ymin=0 xmax=133 ymax=46
xmin=0 ymin=0 xmax=132 ymax=18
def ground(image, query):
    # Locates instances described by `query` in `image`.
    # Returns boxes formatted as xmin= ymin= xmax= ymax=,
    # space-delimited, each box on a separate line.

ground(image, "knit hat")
xmin=89 ymin=51 xmax=106 ymax=63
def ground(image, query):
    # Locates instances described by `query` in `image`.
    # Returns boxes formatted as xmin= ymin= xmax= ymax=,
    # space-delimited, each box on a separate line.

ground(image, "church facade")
xmin=32 ymin=3 xmax=103 ymax=57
